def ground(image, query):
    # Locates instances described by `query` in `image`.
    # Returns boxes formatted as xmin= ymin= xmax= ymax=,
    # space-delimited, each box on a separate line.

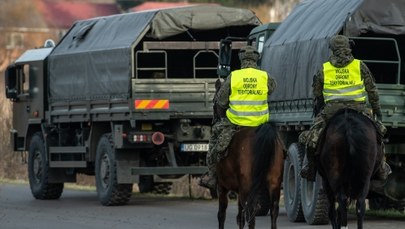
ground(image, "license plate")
xmin=180 ymin=143 xmax=209 ymax=152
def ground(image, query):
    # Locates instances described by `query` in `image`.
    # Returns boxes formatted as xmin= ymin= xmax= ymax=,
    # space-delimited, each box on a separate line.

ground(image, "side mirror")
xmin=5 ymin=65 xmax=18 ymax=99
xmin=217 ymin=39 xmax=232 ymax=78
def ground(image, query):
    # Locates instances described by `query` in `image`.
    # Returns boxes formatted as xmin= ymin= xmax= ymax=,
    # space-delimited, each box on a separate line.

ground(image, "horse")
xmin=212 ymin=79 xmax=285 ymax=229
xmin=316 ymin=108 xmax=379 ymax=229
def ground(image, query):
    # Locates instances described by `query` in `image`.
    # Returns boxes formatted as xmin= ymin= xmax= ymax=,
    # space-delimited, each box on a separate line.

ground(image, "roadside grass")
xmin=348 ymin=205 xmax=405 ymax=219
xmin=365 ymin=209 xmax=405 ymax=219
xmin=0 ymin=177 xmax=27 ymax=185
xmin=0 ymin=177 xmax=96 ymax=191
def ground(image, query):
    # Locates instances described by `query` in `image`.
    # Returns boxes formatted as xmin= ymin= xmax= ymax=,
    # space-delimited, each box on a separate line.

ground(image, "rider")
xmin=198 ymin=45 xmax=277 ymax=189
xmin=299 ymin=34 xmax=392 ymax=182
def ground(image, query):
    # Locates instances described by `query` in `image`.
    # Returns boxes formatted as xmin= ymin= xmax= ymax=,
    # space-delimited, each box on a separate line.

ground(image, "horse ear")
xmin=215 ymin=79 xmax=222 ymax=91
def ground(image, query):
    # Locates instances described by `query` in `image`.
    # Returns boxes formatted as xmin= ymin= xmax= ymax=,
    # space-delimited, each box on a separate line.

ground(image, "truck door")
xmin=11 ymin=64 xmax=31 ymax=140
xmin=6 ymin=63 xmax=44 ymax=149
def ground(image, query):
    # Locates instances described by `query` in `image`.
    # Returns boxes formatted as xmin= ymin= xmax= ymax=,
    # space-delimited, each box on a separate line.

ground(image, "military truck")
xmin=220 ymin=0 xmax=405 ymax=224
xmin=4 ymin=5 xmax=260 ymax=206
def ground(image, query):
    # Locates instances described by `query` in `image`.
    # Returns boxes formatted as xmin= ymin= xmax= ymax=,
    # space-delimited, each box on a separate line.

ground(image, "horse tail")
xmin=345 ymin=112 xmax=374 ymax=198
xmin=345 ymin=115 xmax=357 ymax=195
xmin=245 ymin=121 xmax=278 ymax=213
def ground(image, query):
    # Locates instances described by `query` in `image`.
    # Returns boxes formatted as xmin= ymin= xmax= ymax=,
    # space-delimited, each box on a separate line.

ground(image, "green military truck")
xmin=220 ymin=0 xmax=405 ymax=223
xmin=4 ymin=5 xmax=260 ymax=206
xmin=246 ymin=0 xmax=405 ymax=224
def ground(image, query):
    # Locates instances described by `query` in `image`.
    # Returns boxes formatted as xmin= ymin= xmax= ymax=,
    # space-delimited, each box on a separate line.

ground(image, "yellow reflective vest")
xmin=323 ymin=59 xmax=367 ymax=102
xmin=226 ymin=68 xmax=269 ymax=126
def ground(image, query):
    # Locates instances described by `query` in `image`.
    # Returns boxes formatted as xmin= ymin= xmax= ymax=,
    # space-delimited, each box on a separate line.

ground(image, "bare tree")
xmin=0 ymin=0 xmax=36 ymax=180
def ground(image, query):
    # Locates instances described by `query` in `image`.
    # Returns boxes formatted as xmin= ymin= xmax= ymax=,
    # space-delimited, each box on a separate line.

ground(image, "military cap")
xmin=239 ymin=45 xmax=260 ymax=62
xmin=329 ymin=35 xmax=350 ymax=51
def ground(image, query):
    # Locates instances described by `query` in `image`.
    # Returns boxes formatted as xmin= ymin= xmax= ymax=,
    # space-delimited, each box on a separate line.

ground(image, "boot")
xmin=373 ymin=161 xmax=392 ymax=181
xmin=372 ymin=143 xmax=392 ymax=181
xmin=198 ymin=171 xmax=217 ymax=189
xmin=300 ymin=147 xmax=316 ymax=182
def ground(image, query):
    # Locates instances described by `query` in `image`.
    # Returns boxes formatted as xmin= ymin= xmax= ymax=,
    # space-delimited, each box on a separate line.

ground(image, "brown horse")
xmin=316 ymin=108 xmax=379 ymax=229
xmin=213 ymin=80 xmax=285 ymax=229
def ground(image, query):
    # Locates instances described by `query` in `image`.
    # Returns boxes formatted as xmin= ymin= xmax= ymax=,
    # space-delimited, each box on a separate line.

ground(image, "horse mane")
xmin=317 ymin=108 xmax=377 ymax=199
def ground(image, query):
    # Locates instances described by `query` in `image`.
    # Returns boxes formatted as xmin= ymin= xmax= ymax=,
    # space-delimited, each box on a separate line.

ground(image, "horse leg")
xmin=239 ymin=191 xmax=255 ymax=229
xmin=356 ymin=198 xmax=366 ymax=229
xmin=217 ymin=186 xmax=229 ymax=229
xmin=268 ymin=185 xmax=281 ymax=229
xmin=356 ymin=185 xmax=369 ymax=229
xmin=237 ymin=198 xmax=245 ymax=228
xmin=337 ymin=192 xmax=348 ymax=229
xmin=245 ymin=199 xmax=255 ymax=229
xmin=324 ymin=180 xmax=338 ymax=229
xmin=248 ymin=215 xmax=255 ymax=229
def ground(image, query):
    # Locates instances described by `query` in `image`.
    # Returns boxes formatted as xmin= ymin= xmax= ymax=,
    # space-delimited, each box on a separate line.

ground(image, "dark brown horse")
xmin=213 ymin=79 xmax=285 ymax=229
xmin=316 ymin=108 xmax=379 ymax=229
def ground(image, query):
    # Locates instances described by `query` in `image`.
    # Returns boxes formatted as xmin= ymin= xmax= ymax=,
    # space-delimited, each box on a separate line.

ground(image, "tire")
xmin=139 ymin=176 xmax=173 ymax=195
xmin=95 ymin=134 xmax=133 ymax=206
xmin=255 ymin=187 xmax=270 ymax=216
xmin=152 ymin=182 xmax=172 ymax=195
xmin=300 ymin=155 xmax=329 ymax=225
xmin=368 ymin=194 xmax=389 ymax=211
xmin=283 ymin=143 xmax=305 ymax=222
xmin=369 ymin=193 xmax=405 ymax=211
xmin=28 ymin=132 xmax=64 ymax=200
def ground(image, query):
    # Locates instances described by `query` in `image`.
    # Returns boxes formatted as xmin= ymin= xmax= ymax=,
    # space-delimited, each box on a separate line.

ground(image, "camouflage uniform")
xmin=205 ymin=118 xmax=239 ymax=175
xmin=199 ymin=46 xmax=277 ymax=189
xmin=299 ymin=35 xmax=391 ymax=181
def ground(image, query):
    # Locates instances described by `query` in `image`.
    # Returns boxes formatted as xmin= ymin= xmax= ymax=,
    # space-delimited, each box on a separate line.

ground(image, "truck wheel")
xmin=368 ymin=194 xmax=390 ymax=211
xmin=95 ymin=134 xmax=132 ymax=206
xmin=153 ymin=182 xmax=172 ymax=195
xmin=255 ymin=187 xmax=270 ymax=216
xmin=283 ymin=143 xmax=305 ymax=222
xmin=300 ymin=155 xmax=329 ymax=225
xmin=369 ymin=193 xmax=405 ymax=211
xmin=28 ymin=132 xmax=64 ymax=199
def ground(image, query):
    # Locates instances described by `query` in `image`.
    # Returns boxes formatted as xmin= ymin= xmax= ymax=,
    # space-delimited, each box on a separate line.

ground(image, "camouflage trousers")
xmin=298 ymin=115 xmax=325 ymax=151
xmin=299 ymin=103 xmax=387 ymax=154
xmin=206 ymin=118 xmax=238 ymax=177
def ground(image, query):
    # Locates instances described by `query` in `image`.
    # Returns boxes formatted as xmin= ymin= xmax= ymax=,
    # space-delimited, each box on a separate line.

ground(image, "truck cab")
xmin=248 ymin=23 xmax=279 ymax=54
xmin=5 ymin=45 xmax=53 ymax=151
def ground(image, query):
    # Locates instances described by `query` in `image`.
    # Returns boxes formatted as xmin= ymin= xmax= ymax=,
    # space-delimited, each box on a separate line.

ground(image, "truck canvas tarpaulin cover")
xmin=262 ymin=0 xmax=405 ymax=101
xmin=48 ymin=5 xmax=260 ymax=101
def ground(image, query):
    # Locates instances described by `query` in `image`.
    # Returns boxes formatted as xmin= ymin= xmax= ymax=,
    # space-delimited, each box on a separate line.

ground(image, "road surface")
xmin=0 ymin=182 xmax=404 ymax=229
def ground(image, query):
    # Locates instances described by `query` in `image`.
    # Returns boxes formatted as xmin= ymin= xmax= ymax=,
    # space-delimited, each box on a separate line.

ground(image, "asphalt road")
xmin=1 ymin=182 xmax=404 ymax=229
